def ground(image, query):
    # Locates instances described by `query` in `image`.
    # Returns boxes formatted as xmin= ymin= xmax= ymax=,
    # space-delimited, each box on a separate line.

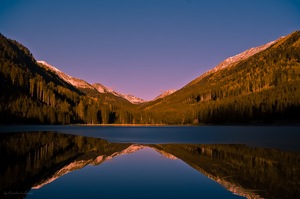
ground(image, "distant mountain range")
xmin=0 ymin=31 xmax=300 ymax=124
xmin=37 ymin=60 xmax=175 ymax=104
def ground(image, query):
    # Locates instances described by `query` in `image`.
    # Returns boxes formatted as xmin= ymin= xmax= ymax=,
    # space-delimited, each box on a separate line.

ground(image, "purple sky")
xmin=1 ymin=0 xmax=299 ymax=100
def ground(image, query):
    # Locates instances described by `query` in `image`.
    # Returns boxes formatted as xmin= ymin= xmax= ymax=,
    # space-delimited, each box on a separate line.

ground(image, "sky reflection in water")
xmin=27 ymin=147 xmax=242 ymax=199
xmin=1 ymin=127 xmax=299 ymax=199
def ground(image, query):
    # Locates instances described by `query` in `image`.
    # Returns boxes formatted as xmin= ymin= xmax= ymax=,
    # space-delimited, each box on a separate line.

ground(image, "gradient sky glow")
xmin=1 ymin=0 xmax=300 ymax=100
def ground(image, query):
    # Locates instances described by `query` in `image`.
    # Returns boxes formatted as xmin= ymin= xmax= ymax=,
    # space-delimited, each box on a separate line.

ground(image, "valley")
xmin=1 ymin=31 xmax=300 ymax=124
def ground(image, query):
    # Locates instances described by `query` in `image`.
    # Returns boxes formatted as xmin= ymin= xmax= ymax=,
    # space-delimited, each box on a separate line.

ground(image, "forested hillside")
xmin=0 ymin=33 xmax=138 ymax=124
xmin=139 ymin=31 xmax=300 ymax=124
xmin=1 ymin=31 xmax=300 ymax=124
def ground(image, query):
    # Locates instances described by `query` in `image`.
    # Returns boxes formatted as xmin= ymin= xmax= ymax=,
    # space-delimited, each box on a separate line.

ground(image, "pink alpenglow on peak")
xmin=37 ymin=61 xmax=145 ymax=104
xmin=154 ymin=89 xmax=177 ymax=100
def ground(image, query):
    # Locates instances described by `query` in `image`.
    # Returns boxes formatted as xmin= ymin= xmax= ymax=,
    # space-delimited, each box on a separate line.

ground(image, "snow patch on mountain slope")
xmin=93 ymin=83 xmax=145 ymax=104
xmin=92 ymin=83 xmax=108 ymax=93
xmin=37 ymin=61 xmax=94 ymax=89
xmin=37 ymin=61 xmax=61 ymax=73
xmin=121 ymin=94 xmax=145 ymax=104
xmin=154 ymin=89 xmax=177 ymax=100
xmin=210 ymin=38 xmax=279 ymax=73
xmin=37 ymin=61 xmax=145 ymax=104
xmin=189 ymin=36 xmax=285 ymax=86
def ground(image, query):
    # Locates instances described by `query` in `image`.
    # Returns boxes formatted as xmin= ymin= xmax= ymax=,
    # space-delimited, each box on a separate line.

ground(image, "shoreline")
xmin=71 ymin=123 xmax=194 ymax=127
xmin=1 ymin=121 xmax=300 ymax=127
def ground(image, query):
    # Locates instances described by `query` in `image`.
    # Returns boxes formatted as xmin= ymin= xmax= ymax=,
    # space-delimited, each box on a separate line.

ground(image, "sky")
xmin=1 ymin=0 xmax=300 ymax=100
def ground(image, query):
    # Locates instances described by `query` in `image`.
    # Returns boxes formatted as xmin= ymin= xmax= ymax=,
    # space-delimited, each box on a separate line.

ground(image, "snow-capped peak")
xmin=37 ymin=60 xmax=61 ymax=73
xmin=92 ymin=83 xmax=145 ymax=104
xmin=210 ymin=38 xmax=280 ymax=73
xmin=37 ymin=60 xmax=94 ymax=89
xmin=121 ymin=94 xmax=145 ymax=104
xmin=189 ymin=36 xmax=285 ymax=86
xmin=154 ymin=89 xmax=177 ymax=100
xmin=37 ymin=61 xmax=146 ymax=104
xmin=92 ymin=83 xmax=108 ymax=93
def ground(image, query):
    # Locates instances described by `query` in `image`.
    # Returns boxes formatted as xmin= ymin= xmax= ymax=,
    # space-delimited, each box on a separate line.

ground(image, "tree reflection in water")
xmin=0 ymin=132 xmax=299 ymax=199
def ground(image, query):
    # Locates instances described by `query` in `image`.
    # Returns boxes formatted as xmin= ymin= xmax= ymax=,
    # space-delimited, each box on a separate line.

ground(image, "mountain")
xmin=189 ymin=36 xmax=283 ymax=86
xmin=0 ymin=33 xmax=84 ymax=124
xmin=0 ymin=33 xmax=139 ymax=124
xmin=38 ymin=61 xmax=145 ymax=104
xmin=140 ymin=31 xmax=300 ymax=124
xmin=93 ymin=83 xmax=145 ymax=104
xmin=121 ymin=94 xmax=145 ymax=104
xmin=1 ymin=31 xmax=300 ymax=124
xmin=37 ymin=61 xmax=95 ymax=89
xmin=154 ymin=89 xmax=177 ymax=100
xmin=92 ymin=82 xmax=110 ymax=93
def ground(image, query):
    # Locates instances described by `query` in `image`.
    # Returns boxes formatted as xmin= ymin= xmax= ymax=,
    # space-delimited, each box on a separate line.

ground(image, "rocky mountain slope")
xmin=37 ymin=61 xmax=145 ymax=104
xmin=154 ymin=89 xmax=177 ymax=100
xmin=188 ymin=36 xmax=284 ymax=86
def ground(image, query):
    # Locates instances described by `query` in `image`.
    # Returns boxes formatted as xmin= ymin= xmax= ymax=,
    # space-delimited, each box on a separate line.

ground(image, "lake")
xmin=0 ymin=126 xmax=299 ymax=199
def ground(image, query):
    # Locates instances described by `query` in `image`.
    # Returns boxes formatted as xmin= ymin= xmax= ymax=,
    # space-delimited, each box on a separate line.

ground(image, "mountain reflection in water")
xmin=0 ymin=132 xmax=299 ymax=199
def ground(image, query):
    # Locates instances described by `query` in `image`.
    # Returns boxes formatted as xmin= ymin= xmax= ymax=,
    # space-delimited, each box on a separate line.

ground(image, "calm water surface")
xmin=0 ymin=126 xmax=299 ymax=199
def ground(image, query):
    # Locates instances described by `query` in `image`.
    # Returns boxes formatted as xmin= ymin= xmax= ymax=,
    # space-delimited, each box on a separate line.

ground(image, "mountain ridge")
xmin=139 ymin=30 xmax=300 ymax=124
xmin=154 ymin=89 xmax=177 ymax=100
xmin=187 ymin=35 xmax=285 ymax=87
xmin=37 ymin=60 xmax=95 ymax=89
xmin=37 ymin=60 xmax=145 ymax=104
xmin=1 ymin=30 xmax=300 ymax=124
xmin=37 ymin=60 xmax=176 ymax=104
